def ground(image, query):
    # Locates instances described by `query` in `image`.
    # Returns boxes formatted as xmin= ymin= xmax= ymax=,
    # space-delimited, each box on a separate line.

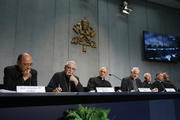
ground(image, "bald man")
xmin=87 ymin=67 xmax=112 ymax=91
xmin=3 ymin=53 xmax=37 ymax=91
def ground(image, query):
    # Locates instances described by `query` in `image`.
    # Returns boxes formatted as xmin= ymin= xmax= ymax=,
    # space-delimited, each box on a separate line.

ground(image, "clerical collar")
xmin=158 ymin=80 xmax=163 ymax=82
xmin=98 ymin=76 xmax=105 ymax=80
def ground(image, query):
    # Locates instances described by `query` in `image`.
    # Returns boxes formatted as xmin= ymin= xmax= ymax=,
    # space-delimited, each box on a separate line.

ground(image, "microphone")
xmin=109 ymin=74 xmax=122 ymax=91
xmin=109 ymin=73 xmax=122 ymax=81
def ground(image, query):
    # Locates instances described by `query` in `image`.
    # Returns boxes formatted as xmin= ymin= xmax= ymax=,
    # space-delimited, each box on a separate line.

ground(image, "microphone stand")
xmin=109 ymin=74 xmax=122 ymax=91
xmin=109 ymin=74 xmax=122 ymax=81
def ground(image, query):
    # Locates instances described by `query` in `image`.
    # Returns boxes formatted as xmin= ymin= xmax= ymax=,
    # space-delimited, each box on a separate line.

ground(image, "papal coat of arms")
xmin=71 ymin=17 xmax=96 ymax=52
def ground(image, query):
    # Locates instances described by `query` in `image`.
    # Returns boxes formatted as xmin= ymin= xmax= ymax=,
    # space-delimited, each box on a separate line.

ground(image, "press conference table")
xmin=0 ymin=92 xmax=180 ymax=120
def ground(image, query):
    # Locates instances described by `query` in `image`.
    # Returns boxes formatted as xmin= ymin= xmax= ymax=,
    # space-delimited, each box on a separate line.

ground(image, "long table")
xmin=0 ymin=92 xmax=180 ymax=120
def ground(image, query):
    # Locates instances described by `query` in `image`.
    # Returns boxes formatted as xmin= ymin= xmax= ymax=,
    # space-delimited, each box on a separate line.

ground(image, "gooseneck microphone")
xmin=109 ymin=74 xmax=122 ymax=91
xmin=109 ymin=73 xmax=122 ymax=81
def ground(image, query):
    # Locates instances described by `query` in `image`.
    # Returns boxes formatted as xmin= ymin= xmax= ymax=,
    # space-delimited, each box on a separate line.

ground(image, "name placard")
xmin=165 ymin=88 xmax=176 ymax=92
xmin=16 ymin=86 xmax=46 ymax=93
xmin=138 ymin=88 xmax=152 ymax=92
xmin=96 ymin=87 xmax=115 ymax=92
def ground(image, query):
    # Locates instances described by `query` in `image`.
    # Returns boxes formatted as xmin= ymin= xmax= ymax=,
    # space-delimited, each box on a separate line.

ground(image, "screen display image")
xmin=143 ymin=31 xmax=180 ymax=62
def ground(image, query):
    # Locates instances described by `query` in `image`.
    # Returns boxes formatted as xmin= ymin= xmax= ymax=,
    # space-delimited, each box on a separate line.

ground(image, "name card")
xmin=165 ymin=88 xmax=176 ymax=92
xmin=96 ymin=87 xmax=115 ymax=92
xmin=138 ymin=88 xmax=152 ymax=92
xmin=16 ymin=86 xmax=46 ymax=93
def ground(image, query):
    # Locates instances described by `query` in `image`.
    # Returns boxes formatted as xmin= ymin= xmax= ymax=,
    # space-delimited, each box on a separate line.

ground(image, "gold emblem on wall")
xmin=71 ymin=17 xmax=96 ymax=52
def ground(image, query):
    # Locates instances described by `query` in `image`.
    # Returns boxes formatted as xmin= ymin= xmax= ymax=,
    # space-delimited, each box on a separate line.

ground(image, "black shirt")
xmin=143 ymin=81 xmax=153 ymax=89
xmin=46 ymin=71 xmax=84 ymax=92
xmin=152 ymin=80 xmax=165 ymax=92
xmin=3 ymin=65 xmax=37 ymax=91
xmin=87 ymin=76 xmax=112 ymax=91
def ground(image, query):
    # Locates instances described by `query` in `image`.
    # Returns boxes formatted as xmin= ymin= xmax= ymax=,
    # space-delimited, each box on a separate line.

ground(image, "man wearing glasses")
xmin=3 ymin=53 xmax=37 ymax=91
xmin=46 ymin=61 xmax=84 ymax=92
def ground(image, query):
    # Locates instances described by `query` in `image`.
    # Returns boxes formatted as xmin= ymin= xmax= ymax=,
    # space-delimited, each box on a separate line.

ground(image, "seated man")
xmin=143 ymin=73 xmax=153 ymax=88
xmin=3 ymin=53 xmax=37 ymax=91
xmin=87 ymin=66 xmax=112 ymax=91
xmin=163 ymin=72 xmax=177 ymax=91
xmin=152 ymin=72 xmax=166 ymax=92
xmin=121 ymin=67 xmax=143 ymax=92
xmin=46 ymin=61 xmax=84 ymax=92
xmin=143 ymin=73 xmax=158 ymax=92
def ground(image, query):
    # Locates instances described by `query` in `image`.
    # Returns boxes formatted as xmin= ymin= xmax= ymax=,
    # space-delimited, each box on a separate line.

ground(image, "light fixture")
xmin=120 ymin=1 xmax=133 ymax=15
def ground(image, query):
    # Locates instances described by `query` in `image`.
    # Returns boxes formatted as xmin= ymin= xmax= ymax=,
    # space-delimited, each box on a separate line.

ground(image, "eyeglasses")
xmin=67 ymin=66 xmax=76 ymax=70
xmin=23 ymin=63 xmax=33 ymax=67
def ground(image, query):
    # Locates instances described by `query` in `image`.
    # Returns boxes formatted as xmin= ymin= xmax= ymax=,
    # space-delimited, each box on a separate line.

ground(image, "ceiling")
xmin=148 ymin=0 xmax=180 ymax=9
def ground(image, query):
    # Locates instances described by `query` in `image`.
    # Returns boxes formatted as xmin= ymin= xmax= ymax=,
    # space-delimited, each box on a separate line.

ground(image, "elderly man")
xmin=143 ymin=73 xmax=153 ymax=88
xmin=3 ymin=53 xmax=37 ymax=91
xmin=87 ymin=66 xmax=112 ymax=91
xmin=121 ymin=67 xmax=143 ymax=92
xmin=46 ymin=61 xmax=84 ymax=92
xmin=152 ymin=72 xmax=177 ymax=92
xmin=143 ymin=73 xmax=158 ymax=92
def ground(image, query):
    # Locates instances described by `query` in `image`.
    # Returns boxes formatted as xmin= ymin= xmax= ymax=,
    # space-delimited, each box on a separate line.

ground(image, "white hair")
xmin=65 ymin=60 xmax=77 ymax=69
xmin=143 ymin=73 xmax=151 ymax=78
xmin=131 ymin=67 xmax=140 ymax=73
xmin=99 ymin=66 xmax=108 ymax=72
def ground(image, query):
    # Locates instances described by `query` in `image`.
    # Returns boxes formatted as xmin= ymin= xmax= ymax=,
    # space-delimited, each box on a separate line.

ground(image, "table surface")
xmin=0 ymin=92 xmax=180 ymax=106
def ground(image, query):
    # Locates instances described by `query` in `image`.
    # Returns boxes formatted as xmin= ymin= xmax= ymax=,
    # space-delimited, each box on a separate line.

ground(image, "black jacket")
xmin=121 ymin=76 xmax=144 ymax=91
xmin=152 ymin=80 xmax=165 ymax=92
xmin=46 ymin=71 xmax=84 ymax=92
xmin=152 ymin=80 xmax=177 ymax=92
xmin=3 ymin=65 xmax=37 ymax=91
xmin=87 ymin=76 xmax=112 ymax=91
xmin=143 ymin=81 xmax=153 ymax=89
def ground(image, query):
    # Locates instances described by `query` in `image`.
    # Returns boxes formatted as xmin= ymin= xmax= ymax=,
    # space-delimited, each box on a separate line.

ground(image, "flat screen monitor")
xmin=143 ymin=31 xmax=180 ymax=62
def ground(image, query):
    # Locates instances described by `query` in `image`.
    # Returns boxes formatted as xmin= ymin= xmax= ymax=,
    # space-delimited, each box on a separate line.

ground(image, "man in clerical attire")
xmin=46 ymin=61 xmax=84 ymax=92
xmin=87 ymin=66 xmax=112 ymax=91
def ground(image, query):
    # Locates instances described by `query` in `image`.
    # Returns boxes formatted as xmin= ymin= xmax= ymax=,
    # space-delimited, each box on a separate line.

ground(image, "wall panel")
xmin=68 ymin=0 xmax=99 ymax=85
xmin=0 ymin=0 xmax=17 ymax=83
xmin=0 ymin=0 xmax=180 ymax=88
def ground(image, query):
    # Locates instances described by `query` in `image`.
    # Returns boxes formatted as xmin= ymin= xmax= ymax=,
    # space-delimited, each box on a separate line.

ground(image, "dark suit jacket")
xmin=121 ymin=76 xmax=143 ymax=91
xmin=87 ymin=76 xmax=112 ymax=91
xmin=152 ymin=80 xmax=177 ymax=92
xmin=152 ymin=80 xmax=165 ymax=92
xmin=163 ymin=80 xmax=177 ymax=91
xmin=3 ymin=65 xmax=37 ymax=91
xmin=143 ymin=81 xmax=153 ymax=89
xmin=46 ymin=71 xmax=84 ymax=92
